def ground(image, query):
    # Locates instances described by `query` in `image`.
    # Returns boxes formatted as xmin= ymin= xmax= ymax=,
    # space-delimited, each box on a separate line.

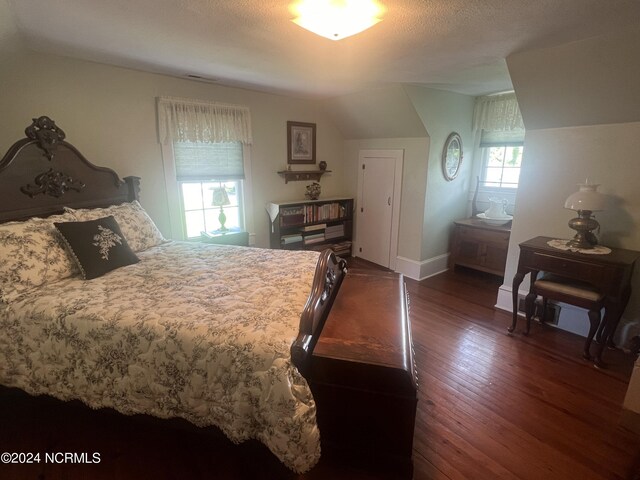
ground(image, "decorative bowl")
xmin=476 ymin=213 xmax=513 ymax=226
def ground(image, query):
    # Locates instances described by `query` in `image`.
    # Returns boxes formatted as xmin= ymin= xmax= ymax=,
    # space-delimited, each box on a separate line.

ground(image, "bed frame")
xmin=0 ymin=115 xmax=346 ymax=375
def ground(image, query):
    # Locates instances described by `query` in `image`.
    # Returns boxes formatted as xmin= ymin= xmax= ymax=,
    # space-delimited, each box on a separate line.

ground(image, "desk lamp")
xmin=564 ymin=182 xmax=607 ymax=249
xmin=211 ymin=185 xmax=231 ymax=232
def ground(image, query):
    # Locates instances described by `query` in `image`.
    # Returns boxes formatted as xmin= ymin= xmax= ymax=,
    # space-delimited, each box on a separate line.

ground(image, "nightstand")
xmin=201 ymin=229 xmax=249 ymax=247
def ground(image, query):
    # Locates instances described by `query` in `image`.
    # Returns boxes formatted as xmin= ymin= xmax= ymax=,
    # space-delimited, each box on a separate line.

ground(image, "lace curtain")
xmin=157 ymin=96 xmax=253 ymax=145
xmin=472 ymin=92 xmax=524 ymax=132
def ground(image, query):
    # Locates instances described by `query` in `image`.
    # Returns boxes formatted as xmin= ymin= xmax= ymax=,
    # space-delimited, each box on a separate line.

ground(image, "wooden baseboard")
xmin=620 ymin=408 xmax=640 ymax=436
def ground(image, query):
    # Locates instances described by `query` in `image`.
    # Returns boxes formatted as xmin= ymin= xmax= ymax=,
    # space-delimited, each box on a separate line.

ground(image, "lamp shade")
xmin=211 ymin=187 xmax=230 ymax=207
xmin=564 ymin=183 xmax=607 ymax=212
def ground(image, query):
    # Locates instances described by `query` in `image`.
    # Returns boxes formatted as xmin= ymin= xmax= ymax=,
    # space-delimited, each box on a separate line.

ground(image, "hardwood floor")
xmin=406 ymin=267 xmax=638 ymax=480
xmin=1 ymin=264 xmax=638 ymax=480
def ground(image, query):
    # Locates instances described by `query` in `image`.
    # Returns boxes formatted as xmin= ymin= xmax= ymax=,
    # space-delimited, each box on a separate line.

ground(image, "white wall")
xmin=343 ymin=137 xmax=430 ymax=263
xmin=0 ymin=51 xmax=350 ymax=247
xmin=500 ymin=26 xmax=640 ymax=415
xmin=499 ymin=123 xmax=640 ymax=333
xmin=501 ymin=27 xmax=640 ymax=340
xmin=326 ymin=86 xmax=430 ymax=267
xmin=404 ymin=86 xmax=475 ymax=261
xmin=325 ymin=85 xmax=428 ymax=139
xmin=328 ymin=85 xmax=475 ymax=277
xmin=508 ymin=25 xmax=640 ymax=130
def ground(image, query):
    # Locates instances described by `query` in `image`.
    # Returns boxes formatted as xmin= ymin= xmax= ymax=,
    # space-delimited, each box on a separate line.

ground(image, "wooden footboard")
xmin=308 ymin=270 xmax=418 ymax=477
xmin=290 ymin=249 xmax=347 ymax=375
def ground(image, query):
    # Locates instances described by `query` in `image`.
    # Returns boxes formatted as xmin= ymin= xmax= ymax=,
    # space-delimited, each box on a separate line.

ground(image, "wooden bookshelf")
xmin=266 ymin=198 xmax=354 ymax=257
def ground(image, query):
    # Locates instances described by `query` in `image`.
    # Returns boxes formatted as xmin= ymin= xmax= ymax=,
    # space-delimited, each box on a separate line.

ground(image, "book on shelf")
xmin=304 ymin=239 xmax=326 ymax=245
xmin=280 ymin=205 xmax=305 ymax=226
xmin=301 ymin=223 xmax=326 ymax=232
xmin=281 ymin=234 xmax=303 ymax=245
xmin=281 ymin=206 xmax=304 ymax=216
xmin=325 ymin=224 xmax=344 ymax=239
xmin=331 ymin=240 xmax=352 ymax=255
xmin=281 ymin=215 xmax=304 ymax=226
xmin=304 ymin=232 xmax=325 ymax=240
xmin=304 ymin=234 xmax=326 ymax=245
xmin=302 ymin=201 xmax=350 ymax=223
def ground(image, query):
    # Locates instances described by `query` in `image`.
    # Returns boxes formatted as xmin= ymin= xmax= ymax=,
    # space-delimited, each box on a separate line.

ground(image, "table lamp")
xmin=211 ymin=185 xmax=231 ymax=232
xmin=564 ymin=182 xmax=607 ymax=249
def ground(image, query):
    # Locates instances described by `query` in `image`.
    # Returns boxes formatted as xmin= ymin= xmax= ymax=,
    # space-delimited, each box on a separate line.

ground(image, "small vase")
xmin=319 ymin=161 xmax=327 ymax=171
xmin=305 ymin=182 xmax=321 ymax=200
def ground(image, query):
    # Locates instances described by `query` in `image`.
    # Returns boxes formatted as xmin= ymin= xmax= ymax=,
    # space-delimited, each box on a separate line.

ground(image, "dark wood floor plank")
xmin=414 ymin=307 xmax=630 ymax=428
xmin=1 ymin=261 xmax=638 ymax=480
xmin=418 ymin=362 xmax=623 ymax=479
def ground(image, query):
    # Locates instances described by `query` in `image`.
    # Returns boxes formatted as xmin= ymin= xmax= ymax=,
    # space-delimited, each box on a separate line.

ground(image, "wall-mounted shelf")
xmin=277 ymin=170 xmax=331 ymax=184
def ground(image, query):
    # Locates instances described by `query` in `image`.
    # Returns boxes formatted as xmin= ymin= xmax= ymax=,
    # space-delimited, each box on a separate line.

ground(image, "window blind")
xmin=173 ymin=141 xmax=244 ymax=181
xmin=480 ymin=129 xmax=525 ymax=148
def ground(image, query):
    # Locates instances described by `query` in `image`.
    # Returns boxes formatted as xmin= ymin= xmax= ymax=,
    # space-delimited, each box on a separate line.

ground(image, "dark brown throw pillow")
xmin=54 ymin=216 xmax=139 ymax=280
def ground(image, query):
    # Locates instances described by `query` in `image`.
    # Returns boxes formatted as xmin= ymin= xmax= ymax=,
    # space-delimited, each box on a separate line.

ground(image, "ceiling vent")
xmin=184 ymin=74 xmax=219 ymax=84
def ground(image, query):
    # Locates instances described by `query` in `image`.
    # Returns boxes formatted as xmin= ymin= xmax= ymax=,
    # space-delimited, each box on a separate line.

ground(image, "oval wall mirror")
xmin=442 ymin=132 xmax=463 ymax=181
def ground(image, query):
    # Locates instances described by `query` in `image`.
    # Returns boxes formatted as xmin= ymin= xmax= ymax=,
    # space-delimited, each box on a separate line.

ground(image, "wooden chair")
xmin=525 ymin=273 xmax=605 ymax=360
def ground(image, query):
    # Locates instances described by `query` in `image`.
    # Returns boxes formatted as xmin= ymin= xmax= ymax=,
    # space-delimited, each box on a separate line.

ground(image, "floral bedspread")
xmin=0 ymin=242 xmax=321 ymax=473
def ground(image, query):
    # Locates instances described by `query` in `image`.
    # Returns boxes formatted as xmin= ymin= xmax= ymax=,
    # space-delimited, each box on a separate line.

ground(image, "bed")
xmin=0 ymin=116 xmax=347 ymax=473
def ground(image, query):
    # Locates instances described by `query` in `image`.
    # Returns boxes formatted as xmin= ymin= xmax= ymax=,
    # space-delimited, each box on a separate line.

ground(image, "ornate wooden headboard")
xmin=0 ymin=116 xmax=140 ymax=223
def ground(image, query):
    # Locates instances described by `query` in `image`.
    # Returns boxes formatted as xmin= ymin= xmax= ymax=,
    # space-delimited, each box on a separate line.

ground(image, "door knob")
xmin=388 ymin=197 xmax=391 ymax=206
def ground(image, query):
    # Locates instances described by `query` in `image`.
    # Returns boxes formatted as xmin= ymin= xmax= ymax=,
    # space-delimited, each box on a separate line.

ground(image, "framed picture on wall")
xmin=287 ymin=121 xmax=316 ymax=164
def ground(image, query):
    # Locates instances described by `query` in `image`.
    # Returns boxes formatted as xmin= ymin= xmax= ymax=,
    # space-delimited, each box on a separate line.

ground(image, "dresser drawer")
xmin=457 ymin=225 xmax=510 ymax=245
xmin=531 ymin=252 xmax=605 ymax=283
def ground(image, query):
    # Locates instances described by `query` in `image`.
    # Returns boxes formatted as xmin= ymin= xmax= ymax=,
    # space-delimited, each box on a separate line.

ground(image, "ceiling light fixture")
xmin=290 ymin=0 xmax=385 ymax=41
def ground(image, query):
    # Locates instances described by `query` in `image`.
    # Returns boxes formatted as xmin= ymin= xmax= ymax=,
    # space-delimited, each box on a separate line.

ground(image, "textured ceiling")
xmin=6 ymin=0 xmax=640 ymax=98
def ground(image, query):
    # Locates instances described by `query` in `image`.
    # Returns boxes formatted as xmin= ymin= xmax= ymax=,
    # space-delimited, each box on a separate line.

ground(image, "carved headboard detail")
xmin=24 ymin=116 xmax=66 ymax=161
xmin=0 ymin=116 xmax=140 ymax=223
xmin=20 ymin=168 xmax=86 ymax=199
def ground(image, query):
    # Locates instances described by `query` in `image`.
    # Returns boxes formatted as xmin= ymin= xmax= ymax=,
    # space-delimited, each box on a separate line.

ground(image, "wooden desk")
xmin=309 ymin=270 xmax=417 ymax=477
xmin=510 ymin=236 xmax=639 ymax=366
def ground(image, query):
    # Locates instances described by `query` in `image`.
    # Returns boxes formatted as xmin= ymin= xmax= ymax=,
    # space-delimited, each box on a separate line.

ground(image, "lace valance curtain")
xmin=157 ymin=96 xmax=253 ymax=145
xmin=473 ymin=92 xmax=524 ymax=132
xmin=473 ymin=92 xmax=525 ymax=146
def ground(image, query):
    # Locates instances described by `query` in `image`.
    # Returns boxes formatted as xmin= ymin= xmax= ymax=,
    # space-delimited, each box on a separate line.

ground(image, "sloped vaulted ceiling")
xmin=324 ymin=85 xmax=427 ymax=139
xmin=4 ymin=0 xmax=640 ymax=98
xmin=507 ymin=26 xmax=640 ymax=130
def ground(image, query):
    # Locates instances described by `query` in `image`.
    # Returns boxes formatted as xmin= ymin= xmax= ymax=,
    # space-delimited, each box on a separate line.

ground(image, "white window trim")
xmin=160 ymin=142 xmax=254 ymax=241
xmin=469 ymin=134 xmax=522 ymax=217
xmin=479 ymin=145 xmax=523 ymax=191
xmin=179 ymin=179 xmax=244 ymax=238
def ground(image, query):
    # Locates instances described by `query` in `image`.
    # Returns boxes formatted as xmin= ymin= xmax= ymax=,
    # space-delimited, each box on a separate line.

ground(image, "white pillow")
xmin=0 ymin=213 xmax=79 ymax=303
xmin=65 ymin=201 xmax=166 ymax=253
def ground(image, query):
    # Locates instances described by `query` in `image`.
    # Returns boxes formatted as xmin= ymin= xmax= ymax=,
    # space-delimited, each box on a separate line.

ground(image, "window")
xmin=173 ymin=141 xmax=245 ymax=238
xmin=473 ymin=91 xmax=525 ymax=190
xmin=157 ymin=96 xmax=252 ymax=240
xmin=481 ymin=145 xmax=523 ymax=189
xmin=180 ymin=180 xmax=243 ymax=238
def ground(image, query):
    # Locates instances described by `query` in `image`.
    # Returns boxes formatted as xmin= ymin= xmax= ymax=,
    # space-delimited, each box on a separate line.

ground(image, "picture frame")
xmin=287 ymin=121 xmax=316 ymax=164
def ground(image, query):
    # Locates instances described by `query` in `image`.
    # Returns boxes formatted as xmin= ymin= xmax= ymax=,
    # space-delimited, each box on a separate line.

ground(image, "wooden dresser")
xmin=449 ymin=218 xmax=511 ymax=277
xmin=308 ymin=270 xmax=417 ymax=477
